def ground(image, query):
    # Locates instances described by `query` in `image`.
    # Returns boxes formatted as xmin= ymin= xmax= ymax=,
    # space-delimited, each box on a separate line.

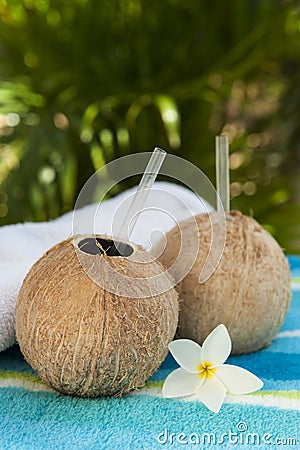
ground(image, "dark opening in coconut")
xmin=77 ymin=237 xmax=134 ymax=257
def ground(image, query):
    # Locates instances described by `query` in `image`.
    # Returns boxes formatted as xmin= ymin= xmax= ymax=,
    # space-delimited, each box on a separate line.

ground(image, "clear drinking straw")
xmin=216 ymin=135 xmax=230 ymax=212
xmin=116 ymin=147 xmax=167 ymax=242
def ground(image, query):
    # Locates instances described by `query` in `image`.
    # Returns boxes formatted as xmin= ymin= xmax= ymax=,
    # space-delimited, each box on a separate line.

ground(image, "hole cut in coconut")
xmin=77 ymin=237 xmax=134 ymax=257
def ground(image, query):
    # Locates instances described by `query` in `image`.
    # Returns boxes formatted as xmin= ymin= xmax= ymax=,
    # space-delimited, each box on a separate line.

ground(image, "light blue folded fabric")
xmin=0 ymin=257 xmax=299 ymax=450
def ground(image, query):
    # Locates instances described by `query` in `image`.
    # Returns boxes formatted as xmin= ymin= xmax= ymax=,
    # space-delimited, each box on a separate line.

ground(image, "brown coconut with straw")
xmin=157 ymin=136 xmax=291 ymax=354
xmin=15 ymin=148 xmax=179 ymax=397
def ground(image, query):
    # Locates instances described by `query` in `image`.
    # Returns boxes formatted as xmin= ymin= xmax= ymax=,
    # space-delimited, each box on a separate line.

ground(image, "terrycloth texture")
xmin=0 ymin=257 xmax=299 ymax=449
xmin=0 ymin=181 xmax=212 ymax=352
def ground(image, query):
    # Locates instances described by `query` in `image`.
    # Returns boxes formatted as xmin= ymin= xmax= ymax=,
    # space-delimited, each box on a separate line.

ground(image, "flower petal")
xmin=168 ymin=339 xmax=202 ymax=373
xmin=215 ymin=364 xmax=263 ymax=394
xmin=201 ymin=324 xmax=232 ymax=366
xmin=196 ymin=375 xmax=227 ymax=413
xmin=162 ymin=367 xmax=204 ymax=398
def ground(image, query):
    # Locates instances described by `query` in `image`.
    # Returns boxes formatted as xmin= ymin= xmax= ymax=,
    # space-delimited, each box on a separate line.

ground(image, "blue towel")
xmin=0 ymin=257 xmax=299 ymax=450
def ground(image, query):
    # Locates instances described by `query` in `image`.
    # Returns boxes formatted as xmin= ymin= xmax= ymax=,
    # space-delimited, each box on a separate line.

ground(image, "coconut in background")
xmin=156 ymin=136 xmax=291 ymax=354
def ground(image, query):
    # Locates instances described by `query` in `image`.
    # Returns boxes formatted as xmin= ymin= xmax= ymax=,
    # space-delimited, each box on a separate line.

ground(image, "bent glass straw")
xmin=216 ymin=135 xmax=230 ymax=212
xmin=117 ymin=147 xmax=167 ymax=242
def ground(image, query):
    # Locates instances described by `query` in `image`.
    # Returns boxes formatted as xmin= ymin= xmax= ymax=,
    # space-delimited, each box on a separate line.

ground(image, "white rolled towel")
xmin=0 ymin=181 xmax=212 ymax=352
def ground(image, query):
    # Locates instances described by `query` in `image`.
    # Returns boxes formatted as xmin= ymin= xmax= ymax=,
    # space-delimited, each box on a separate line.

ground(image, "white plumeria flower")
xmin=163 ymin=324 xmax=263 ymax=413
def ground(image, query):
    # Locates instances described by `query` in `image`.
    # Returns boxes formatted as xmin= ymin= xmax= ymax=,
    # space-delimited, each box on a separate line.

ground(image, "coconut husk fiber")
xmin=157 ymin=210 xmax=291 ymax=354
xmin=15 ymin=235 xmax=179 ymax=397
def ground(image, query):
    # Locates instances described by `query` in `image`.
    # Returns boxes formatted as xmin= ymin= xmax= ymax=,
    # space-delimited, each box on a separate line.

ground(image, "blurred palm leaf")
xmin=0 ymin=0 xmax=300 ymax=252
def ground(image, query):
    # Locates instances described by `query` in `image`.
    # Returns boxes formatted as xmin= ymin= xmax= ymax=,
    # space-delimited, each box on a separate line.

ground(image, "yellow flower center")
xmin=197 ymin=361 xmax=216 ymax=379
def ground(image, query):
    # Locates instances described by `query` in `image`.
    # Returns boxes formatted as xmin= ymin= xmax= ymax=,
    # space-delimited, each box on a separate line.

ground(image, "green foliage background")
xmin=0 ymin=0 xmax=300 ymax=253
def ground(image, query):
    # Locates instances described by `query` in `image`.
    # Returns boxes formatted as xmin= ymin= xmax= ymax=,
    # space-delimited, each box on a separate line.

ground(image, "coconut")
xmin=15 ymin=235 xmax=178 ymax=397
xmin=156 ymin=210 xmax=291 ymax=354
